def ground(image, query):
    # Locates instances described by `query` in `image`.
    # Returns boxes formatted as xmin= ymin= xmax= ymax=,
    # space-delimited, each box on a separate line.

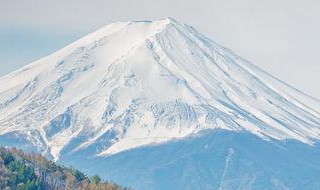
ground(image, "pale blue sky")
xmin=1 ymin=0 xmax=319 ymax=99
xmin=0 ymin=28 xmax=85 ymax=74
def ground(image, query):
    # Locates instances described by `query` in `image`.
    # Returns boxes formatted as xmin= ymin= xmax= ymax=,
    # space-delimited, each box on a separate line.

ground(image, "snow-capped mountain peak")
xmin=0 ymin=18 xmax=320 ymax=161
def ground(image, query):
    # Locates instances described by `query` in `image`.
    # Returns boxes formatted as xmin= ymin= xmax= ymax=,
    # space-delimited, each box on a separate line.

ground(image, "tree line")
xmin=0 ymin=146 xmax=132 ymax=190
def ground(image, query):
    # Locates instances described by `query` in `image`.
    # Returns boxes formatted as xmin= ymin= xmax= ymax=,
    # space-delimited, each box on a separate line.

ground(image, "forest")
xmin=0 ymin=146 xmax=131 ymax=190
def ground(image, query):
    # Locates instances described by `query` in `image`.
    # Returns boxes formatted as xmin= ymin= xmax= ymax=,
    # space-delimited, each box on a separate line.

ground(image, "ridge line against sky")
xmin=0 ymin=0 xmax=319 ymax=99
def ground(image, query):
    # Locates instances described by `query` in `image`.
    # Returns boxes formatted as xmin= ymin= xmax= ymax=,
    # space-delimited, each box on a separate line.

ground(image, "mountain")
xmin=0 ymin=18 xmax=320 ymax=189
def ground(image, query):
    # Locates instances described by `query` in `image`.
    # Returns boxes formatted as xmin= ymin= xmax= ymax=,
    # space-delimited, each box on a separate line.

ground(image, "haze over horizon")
xmin=1 ymin=0 xmax=320 ymax=99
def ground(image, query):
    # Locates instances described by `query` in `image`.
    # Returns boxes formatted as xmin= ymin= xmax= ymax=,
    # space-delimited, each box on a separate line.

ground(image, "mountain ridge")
xmin=0 ymin=18 xmax=320 ymax=162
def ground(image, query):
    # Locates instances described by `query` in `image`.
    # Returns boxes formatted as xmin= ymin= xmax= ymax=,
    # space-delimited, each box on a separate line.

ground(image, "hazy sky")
xmin=1 ymin=0 xmax=319 ymax=99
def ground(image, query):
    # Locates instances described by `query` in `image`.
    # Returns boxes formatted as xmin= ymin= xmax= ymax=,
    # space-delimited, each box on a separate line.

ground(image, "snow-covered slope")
xmin=0 ymin=18 xmax=320 ymax=162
